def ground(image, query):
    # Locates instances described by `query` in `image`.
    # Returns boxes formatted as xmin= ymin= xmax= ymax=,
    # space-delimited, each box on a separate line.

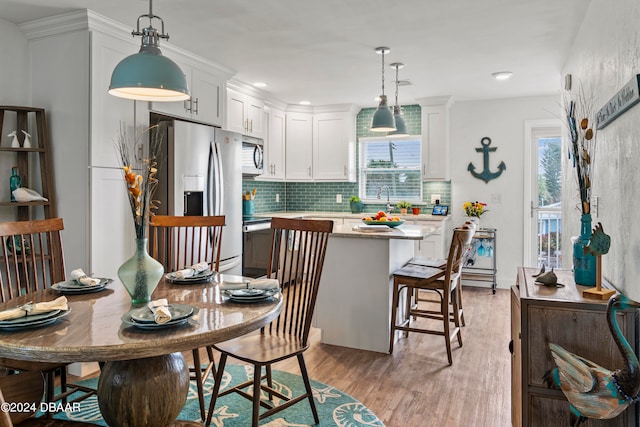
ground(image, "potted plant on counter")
xmin=349 ymin=196 xmax=363 ymax=214
xmin=397 ymin=200 xmax=411 ymax=215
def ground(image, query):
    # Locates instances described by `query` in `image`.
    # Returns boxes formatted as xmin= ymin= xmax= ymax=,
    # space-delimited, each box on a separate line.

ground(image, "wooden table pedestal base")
xmin=97 ymin=353 xmax=190 ymax=427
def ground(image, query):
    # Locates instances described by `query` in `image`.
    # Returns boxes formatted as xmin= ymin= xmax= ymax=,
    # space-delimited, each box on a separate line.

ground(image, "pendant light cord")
xmin=394 ymin=65 xmax=399 ymax=107
xmin=381 ymin=50 xmax=386 ymax=96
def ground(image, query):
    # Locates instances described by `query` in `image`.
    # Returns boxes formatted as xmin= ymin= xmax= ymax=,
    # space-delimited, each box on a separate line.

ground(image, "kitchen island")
xmin=314 ymin=223 xmax=438 ymax=353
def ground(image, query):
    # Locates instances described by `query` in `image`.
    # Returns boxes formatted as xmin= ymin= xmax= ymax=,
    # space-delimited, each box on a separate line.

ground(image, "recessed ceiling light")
xmin=299 ymin=101 xmax=311 ymax=105
xmin=492 ymin=71 xmax=513 ymax=81
xmin=253 ymin=82 xmax=267 ymax=88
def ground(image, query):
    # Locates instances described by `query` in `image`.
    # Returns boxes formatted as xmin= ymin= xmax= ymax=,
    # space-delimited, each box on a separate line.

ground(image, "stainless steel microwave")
xmin=242 ymin=136 xmax=264 ymax=176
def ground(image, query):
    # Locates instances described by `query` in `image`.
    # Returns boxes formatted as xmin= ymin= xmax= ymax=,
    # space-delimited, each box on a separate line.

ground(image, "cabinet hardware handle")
xmin=344 ymin=165 xmax=347 ymax=176
xmin=193 ymin=98 xmax=199 ymax=115
xmin=250 ymin=119 xmax=253 ymax=133
xmin=216 ymin=87 xmax=220 ymax=118
xmin=508 ymin=340 xmax=514 ymax=354
xmin=308 ymin=166 xmax=311 ymax=177
xmin=184 ymin=99 xmax=191 ymax=112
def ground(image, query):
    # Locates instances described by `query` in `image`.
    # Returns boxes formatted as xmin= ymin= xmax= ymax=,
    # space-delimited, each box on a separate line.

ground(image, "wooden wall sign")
xmin=595 ymin=74 xmax=640 ymax=129
xmin=467 ymin=137 xmax=506 ymax=183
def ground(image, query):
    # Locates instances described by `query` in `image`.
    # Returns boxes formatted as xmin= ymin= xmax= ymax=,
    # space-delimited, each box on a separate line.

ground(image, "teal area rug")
xmin=54 ymin=364 xmax=385 ymax=426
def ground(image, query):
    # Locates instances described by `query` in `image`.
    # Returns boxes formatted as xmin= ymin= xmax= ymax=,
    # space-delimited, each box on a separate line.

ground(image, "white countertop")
xmin=258 ymin=211 xmax=450 ymax=222
xmin=329 ymin=223 xmax=434 ymax=240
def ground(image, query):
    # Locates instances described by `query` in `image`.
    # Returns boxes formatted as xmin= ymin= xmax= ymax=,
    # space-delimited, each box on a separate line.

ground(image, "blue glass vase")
xmin=117 ymin=238 xmax=164 ymax=305
xmin=573 ymin=213 xmax=596 ymax=286
xmin=9 ymin=167 xmax=21 ymax=202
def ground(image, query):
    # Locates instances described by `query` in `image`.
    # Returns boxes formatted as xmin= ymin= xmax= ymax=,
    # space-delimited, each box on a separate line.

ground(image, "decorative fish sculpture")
xmin=584 ymin=222 xmax=611 ymax=256
xmin=543 ymin=295 xmax=640 ymax=426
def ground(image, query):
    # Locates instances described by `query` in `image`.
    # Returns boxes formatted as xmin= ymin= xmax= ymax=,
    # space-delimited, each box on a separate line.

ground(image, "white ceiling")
xmin=0 ymin=0 xmax=589 ymax=108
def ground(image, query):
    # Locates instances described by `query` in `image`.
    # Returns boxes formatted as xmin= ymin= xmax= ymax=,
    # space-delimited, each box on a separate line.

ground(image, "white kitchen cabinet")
xmin=285 ymin=106 xmax=358 ymax=182
xmin=25 ymin=11 xmax=139 ymax=276
xmin=226 ymin=88 xmax=264 ymax=138
xmin=151 ymin=63 xmax=224 ymax=127
xmin=419 ymin=96 xmax=451 ymax=181
xmin=285 ymin=112 xmax=313 ymax=180
xmin=312 ymin=111 xmax=356 ymax=181
xmin=263 ymin=107 xmax=286 ymax=180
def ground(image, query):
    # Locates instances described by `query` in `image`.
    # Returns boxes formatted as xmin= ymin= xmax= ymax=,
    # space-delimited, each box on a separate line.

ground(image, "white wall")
xmin=562 ymin=0 xmax=640 ymax=299
xmin=449 ymin=95 xmax=559 ymax=288
xmin=0 ymin=19 xmax=29 ymax=220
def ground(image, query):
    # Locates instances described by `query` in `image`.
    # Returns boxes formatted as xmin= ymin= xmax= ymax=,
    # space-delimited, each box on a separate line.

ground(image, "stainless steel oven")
xmin=242 ymin=217 xmax=272 ymax=278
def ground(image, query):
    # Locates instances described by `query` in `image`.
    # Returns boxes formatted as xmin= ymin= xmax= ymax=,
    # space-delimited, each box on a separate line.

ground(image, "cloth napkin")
xmin=148 ymin=298 xmax=172 ymax=324
xmin=0 ymin=296 xmax=68 ymax=321
xmin=248 ymin=278 xmax=280 ymax=290
xmin=175 ymin=262 xmax=209 ymax=279
xmin=70 ymin=268 xmax=100 ymax=286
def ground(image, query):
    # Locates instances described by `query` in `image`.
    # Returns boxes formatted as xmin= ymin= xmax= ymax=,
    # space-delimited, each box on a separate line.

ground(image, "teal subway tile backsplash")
xmin=245 ymin=104 xmax=451 ymax=215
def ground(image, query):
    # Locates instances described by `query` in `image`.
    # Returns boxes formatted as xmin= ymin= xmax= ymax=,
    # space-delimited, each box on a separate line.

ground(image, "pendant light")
xmin=388 ymin=63 xmax=409 ymax=136
xmin=370 ymin=47 xmax=396 ymax=132
xmin=109 ymin=0 xmax=190 ymax=102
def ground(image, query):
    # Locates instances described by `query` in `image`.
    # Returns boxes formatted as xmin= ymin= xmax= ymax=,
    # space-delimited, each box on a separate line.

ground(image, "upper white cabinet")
xmin=226 ymin=88 xmax=264 ymax=138
xmin=285 ymin=112 xmax=313 ymax=180
xmin=419 ymin=96 xmax=452 ymax=181
xmin=151 ymin=62 xmax=225 ymax=127
xmin=285 ymin=105 xmax=359 ymax=182
xmin=313 ymin=110 xmax=357 ymax=181
xmin=263 ymin=107 xmax=286 ymax=180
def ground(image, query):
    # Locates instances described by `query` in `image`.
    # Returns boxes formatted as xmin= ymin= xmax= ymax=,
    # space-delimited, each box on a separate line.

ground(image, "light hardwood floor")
xmin=275 ymin=285 xmax=512 ymax=427
xmin=74 ymin=285 xmax=512 ymax=426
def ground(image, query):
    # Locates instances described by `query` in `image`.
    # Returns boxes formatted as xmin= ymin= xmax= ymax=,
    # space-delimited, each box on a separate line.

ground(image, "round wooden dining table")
xmin=0 ymin=276 xmax=283 ymax=427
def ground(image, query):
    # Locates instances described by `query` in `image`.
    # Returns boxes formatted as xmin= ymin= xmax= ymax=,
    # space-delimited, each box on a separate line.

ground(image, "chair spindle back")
xmin=265 ymin=217 xmax=333 ymax=345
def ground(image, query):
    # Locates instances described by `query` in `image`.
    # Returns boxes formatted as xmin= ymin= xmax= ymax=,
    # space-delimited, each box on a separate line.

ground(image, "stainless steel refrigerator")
xmin=154 ymin=115 xmax=242 ymax=275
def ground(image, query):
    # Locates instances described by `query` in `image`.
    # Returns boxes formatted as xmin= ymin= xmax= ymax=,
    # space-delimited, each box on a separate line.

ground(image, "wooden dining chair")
xmin=0 ymin=218 xmax=95 ymax=405
xmin=0 ymin=370 xmax=97 ymax=427
xmin=205 ymin=217 xmax=333 ymax=427
xmin=149 ymin=214 xmax=225 ymax=421
xmin=389 ymin=226 xmax=475 ymax=364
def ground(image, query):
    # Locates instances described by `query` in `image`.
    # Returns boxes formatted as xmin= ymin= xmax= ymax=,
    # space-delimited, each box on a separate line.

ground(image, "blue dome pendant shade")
xmin=108 ymin=0 xmax=190 ymax=102
xmin=371 ymin=95 xmax=396 ymax=132
xmin=388 ymin=105 xmax=408 ymax=136
xmin=370 ymin=47 xmax=396 ymax=132
xmin=388 ymin=62 xmax=409 ymax=137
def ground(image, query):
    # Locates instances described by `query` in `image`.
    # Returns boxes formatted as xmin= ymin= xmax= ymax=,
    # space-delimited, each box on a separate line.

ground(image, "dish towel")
xmin=248 ymin=278 xmax=280 ymax=290
xmin=148 ymin=298 xmax=172 ymax=324
xmin=175 ymin=262 xmax=209 ymax=279
xmin=70 ymin=268 xmax=100 ymax=286
xmin=0 ymin=296 xmax=68 ymax=321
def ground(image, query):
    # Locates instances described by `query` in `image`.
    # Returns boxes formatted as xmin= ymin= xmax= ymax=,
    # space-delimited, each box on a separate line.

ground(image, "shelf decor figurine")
xmin=565 ymin=87 xmax=598 ymax=286
xmin=582 ymin=222 xmax=615 ymax=300
xmin=21 ymin=130 xmax=32 ymax=148
xmin=116 ymin=125 xmax=164 ymax=305
xmin=544 ymin=294 xmax=640 ymax=426
xmin=8 ymin=131 xmax=19 ymax=148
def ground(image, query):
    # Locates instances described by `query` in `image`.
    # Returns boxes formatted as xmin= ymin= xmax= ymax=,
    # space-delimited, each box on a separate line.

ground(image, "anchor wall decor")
xmin=467 ymin=137 xmax=506 ymax=183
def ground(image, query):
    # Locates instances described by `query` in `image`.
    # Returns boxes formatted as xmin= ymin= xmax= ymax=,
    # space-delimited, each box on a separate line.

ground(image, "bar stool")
xmin=389 ymin=226 xmax=475 ymax=364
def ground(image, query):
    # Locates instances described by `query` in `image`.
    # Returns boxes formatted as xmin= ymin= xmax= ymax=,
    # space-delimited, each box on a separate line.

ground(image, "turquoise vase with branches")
xmin=573 ymin=214 xmax=596 ymax=286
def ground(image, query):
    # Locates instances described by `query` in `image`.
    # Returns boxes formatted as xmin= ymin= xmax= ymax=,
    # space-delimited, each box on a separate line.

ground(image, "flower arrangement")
xmin=116 ymin=125 xmax=163 ymax=239
xmin=565 ymin=87 xmax=597 ymax=214
xmin=463 ymin=201 xmax=488 ymax=218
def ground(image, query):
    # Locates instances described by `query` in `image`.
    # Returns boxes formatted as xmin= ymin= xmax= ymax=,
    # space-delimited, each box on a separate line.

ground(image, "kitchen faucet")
xmin=377 ymin=185 xmax=392 ymax=214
